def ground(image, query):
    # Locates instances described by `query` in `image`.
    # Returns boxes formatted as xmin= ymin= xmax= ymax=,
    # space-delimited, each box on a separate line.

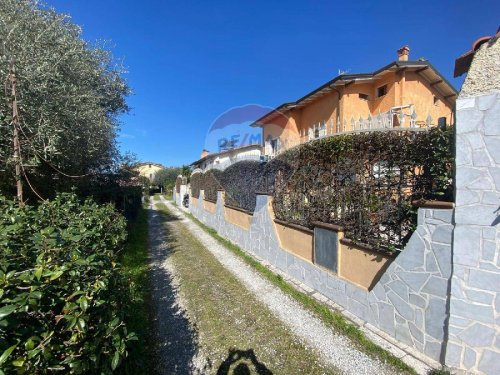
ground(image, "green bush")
xmin=202 ymin=170 xmax=223 ymax=202
xmin=0 ymin=193 xmax=134 ymax=374
xmin=190 ymin=172 xmax=202 ymax=199
xmin=218 ymin=161 xmax=266 ymax=211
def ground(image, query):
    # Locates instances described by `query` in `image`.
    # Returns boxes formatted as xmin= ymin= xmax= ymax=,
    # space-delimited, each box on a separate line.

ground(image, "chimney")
xmin=201 ymin=149 xmax=210 ymax=158
xmin=397 ymin=45 xmax=410 ymax=61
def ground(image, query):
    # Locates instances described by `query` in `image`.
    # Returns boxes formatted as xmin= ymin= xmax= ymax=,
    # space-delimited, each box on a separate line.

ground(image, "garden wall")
xmin=190 ymin=190 xmax=453 ymax=365
xmin=174 ymin=184 xmax=187 ymax=206
xmin=445 ymin=91 xmax=500 ymax=372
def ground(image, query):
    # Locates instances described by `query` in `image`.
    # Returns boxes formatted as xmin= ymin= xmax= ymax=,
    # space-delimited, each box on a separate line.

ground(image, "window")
xmin=377 ymin=85 xmax=387 ymax=97
xmin=433 ymin=96 xmax=439 ymax=105
xmin=270 ymin=138 xmax=279 ymax=154
xmin=359 ymin=93 xmax=369 ymax=101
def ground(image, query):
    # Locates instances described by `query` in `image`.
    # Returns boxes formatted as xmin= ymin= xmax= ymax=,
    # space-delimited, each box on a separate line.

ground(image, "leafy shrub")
xmin=192 ymin=160 xmax=289 ymax=212
xmin=0 ymin=193 xmax=134 ymax=374
xmin=175 ymin=176 xmax=182 ymax=193
xmin=218 ymin=161 xmax=266 ymax=211
xmin=190 ymin=172 xmax=202 ymax=199
xmin=202 ymin=170 xmax=223 ymax=202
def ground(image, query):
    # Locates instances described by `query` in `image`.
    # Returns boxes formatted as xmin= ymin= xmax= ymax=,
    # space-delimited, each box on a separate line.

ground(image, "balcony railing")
xmin=204 ymin=152 xmax=263 ymax=171
xmin=266 ymin=105 xmax=438 ymax=156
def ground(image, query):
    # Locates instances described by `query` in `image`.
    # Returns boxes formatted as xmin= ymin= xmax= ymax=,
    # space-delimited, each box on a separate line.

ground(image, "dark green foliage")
xmin=154 ymin=167 xmax=181 ymax=192
xmin=0 ymin=193 xmax=134 ymax=374
xmin=192 ymin=160 xmax=283 ymax=211
xmin=218 ymin=161 xmax=267 ymax=211
xmin=0 ymin=0 xmax=129 ymax=200
xmin=190 ymin=172 xmax=202 ymax=199
xmin=202 ymin=170 xmax=223 ymax=202
xmin=271 ymin=128 xmax=454 ymax=251
xmin=175 ymin=175 xmax=187 ymax=194
xmin=194 ymin=128 xmax=453 ymax=252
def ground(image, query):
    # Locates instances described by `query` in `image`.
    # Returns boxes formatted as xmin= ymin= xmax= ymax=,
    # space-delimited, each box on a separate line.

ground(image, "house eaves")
xmin=190 ymin=143 xmax=262 ymax=166
xmin=251 ymin=60 xmax=458 ymax=127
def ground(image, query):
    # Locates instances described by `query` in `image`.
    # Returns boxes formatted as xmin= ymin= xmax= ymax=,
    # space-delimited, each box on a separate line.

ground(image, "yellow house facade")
xmin=253 ymin=46 xmax=457 ymax=155
xmin=133 ymin=162 xmax=164 ymax=182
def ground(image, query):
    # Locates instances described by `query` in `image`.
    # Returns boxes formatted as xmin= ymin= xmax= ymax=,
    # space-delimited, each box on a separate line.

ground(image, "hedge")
xmin=190 ymin=172 xmax=202 ymax=198
xmin=175 ymin=175 xmax=182 ymax=193
xmin=191 ymin=128 xmax=453 ymax=252
xmin=0 ymin=193 xmax=134 ymax=373
xmin=218 ymin=161 xmax=267 ymax=211
xmin=271 ymin=128 xmax=454 ymax=251
xmin=202 ymin=169 xmax=223 ymax=202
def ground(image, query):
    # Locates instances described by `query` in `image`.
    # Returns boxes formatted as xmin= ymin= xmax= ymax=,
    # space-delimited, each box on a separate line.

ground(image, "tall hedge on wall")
xmin=218 ymin=161 xmax=266 ymax=211
xmin=175 ymin=176 xmax=182 ymax=193
xmin=190 ymin=172 xmax=202 ymax=198
xmin=202 ymin=170 xmax=223 ymax=202
xmin=272 ymin=128 xmax=454 ymax=251
xmin=193 ymin=128 xmax=453 ymax=252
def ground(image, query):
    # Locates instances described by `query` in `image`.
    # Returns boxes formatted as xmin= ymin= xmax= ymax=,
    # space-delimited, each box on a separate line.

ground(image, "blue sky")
xmin=48 ymin=0 xmax=499 ymax=167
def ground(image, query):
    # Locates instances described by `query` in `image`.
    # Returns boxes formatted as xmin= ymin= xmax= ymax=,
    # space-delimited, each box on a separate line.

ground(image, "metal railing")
xmin=204 ymin=152 xmax=263 ymax=171
xmin=266 ymin=105 xmax=436 ymax=156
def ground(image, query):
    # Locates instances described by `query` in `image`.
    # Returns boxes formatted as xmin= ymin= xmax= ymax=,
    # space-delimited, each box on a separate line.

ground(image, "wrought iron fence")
xmin=191 ymin=128 xmax=453 ymax=252
xmin=270 ymin=128 xmax=454 ymax=252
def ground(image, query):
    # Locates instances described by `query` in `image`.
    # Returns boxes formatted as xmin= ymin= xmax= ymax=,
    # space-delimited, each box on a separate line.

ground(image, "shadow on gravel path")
xmin=148 ymin=208 xmax=198 ymax=375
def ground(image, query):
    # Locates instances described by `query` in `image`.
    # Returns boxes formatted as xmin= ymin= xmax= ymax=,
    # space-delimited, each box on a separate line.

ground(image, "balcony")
xmin=266 ymin=105 xmax=439 ymax=156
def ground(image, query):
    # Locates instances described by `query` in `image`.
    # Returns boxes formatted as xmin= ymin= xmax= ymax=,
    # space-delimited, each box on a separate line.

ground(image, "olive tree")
xmin=0 ymin=0 xmax=130 ymax=199
xmin=153 ymin=167 xmax=181 ymax=191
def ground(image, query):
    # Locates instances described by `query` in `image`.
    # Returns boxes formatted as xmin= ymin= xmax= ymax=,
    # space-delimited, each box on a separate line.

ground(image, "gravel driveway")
xmin=148 ymin=206 xmax=198 ymax=374
xmin=149 ymin=197 xmax=402 ymax=375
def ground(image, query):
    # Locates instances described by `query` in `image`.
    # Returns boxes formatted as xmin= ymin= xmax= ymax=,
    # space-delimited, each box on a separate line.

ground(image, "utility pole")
xmin=9 ymin=64 xmax=23 ymax=206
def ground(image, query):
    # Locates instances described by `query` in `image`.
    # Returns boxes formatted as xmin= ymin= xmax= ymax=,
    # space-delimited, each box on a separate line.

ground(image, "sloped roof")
xmin=190 ymin=143 xmax=262 ymax=166
xmin=252 ymin=60 xmax=458 ymax=127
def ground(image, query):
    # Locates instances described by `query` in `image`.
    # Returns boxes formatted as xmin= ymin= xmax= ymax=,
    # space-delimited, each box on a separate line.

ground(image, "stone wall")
xmin=190 ymin=190 xmax=453 ymax=365
xmin=445 ymin=90 xmax=500 ymax=374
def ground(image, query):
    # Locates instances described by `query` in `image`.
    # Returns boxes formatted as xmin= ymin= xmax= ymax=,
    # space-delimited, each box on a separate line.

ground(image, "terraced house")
xmin=253 ymin=46 xmax=458 ymax=156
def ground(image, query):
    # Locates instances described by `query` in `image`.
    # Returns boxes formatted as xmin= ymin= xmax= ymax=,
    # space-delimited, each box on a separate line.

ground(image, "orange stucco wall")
xmin=266 ymin=198 xmax=313 ymax=262
xmin=203 ymin=199 xmax=216 ymax=213
xmin=263 ymin=111 xmax=301 ymax=147
xmin=403 ymin=72 xmax=454 ymax=125
xmin=300 ymin=92 xmax=340 ymax=136
xmin=339 ymin=242 xmax=393 ymax=290
xmin=191 ymin=196 xmax=198 ymax=207
xmin=261 ymin=69 xmax=455 ymax=149
xmin=273 ymin=221 xmax=313 ymax=262
xmin=224 ymin=205 xmax=252 ymax=230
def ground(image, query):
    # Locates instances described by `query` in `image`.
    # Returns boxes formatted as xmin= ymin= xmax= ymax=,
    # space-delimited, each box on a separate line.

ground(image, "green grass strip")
xmin=174 ymin=208 xmax=417 ymax=374
xmin=120 ymin=206 xmax=154 ymax=374
xmin=155 ymin=202 xmax=167 ymax=211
